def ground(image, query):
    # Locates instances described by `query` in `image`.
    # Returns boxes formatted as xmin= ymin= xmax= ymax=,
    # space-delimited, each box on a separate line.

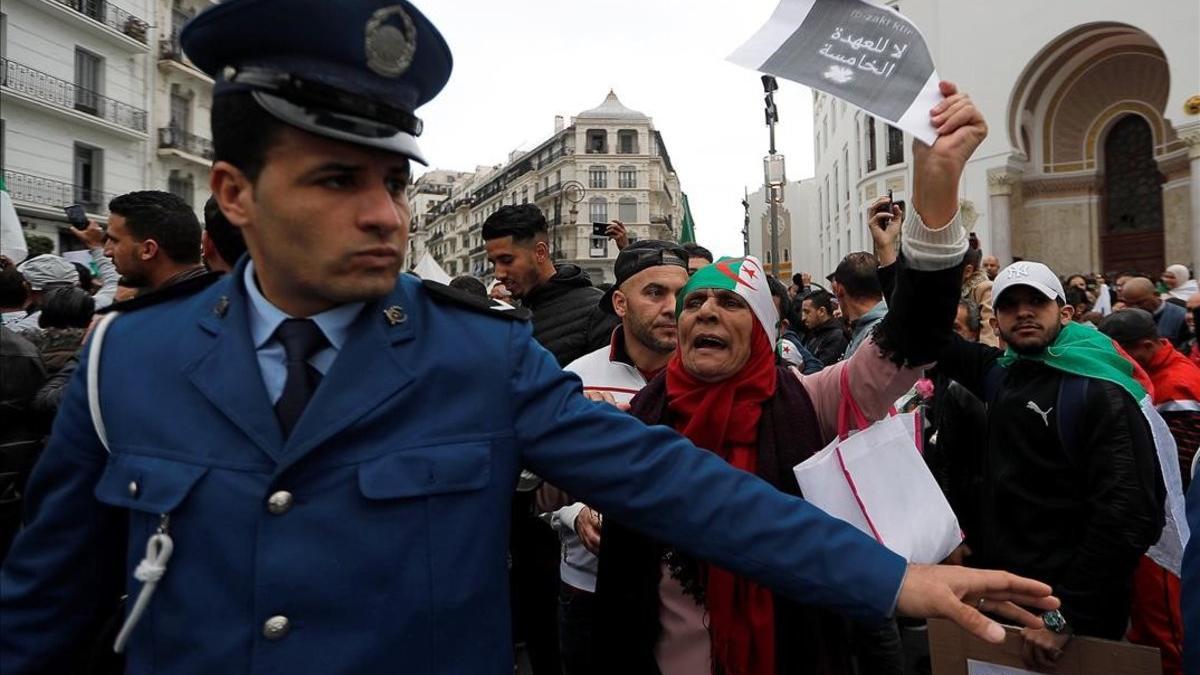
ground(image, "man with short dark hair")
xmin=1120 ymin=277 xmax=1193 ymax=351
xmin=955 ymin=299 xmax=982 ymax=343
xmin=681 ymin=242 xmax=713 ymax=275
xmin=961 ymin=248 xmax=998 ymax=346
xmin=767 ymin=275 xmax=823 ymax=373
xmin=0 ymin=266 xmax=30 ymax=327
xmin=828 ymin=251 xmax=886 ymax=359
xmin=203 ymin=195 xmax=249 ymax=273
xmin=483 ymin=203 xmax=619 ymax=367
xmin=801 ymin=288 xmax=848 ymax=366
xmin=105 ymin=191 xmax=206 ymax=291
xmin=542 ymin=240 xmax=691 ymax=675
xmin=1100 ymin=309 xmax=1200 ymax=487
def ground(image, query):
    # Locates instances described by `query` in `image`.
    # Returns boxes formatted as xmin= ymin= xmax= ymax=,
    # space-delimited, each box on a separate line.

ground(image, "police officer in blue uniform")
xmin=1 ymin=1 xmax=1057 ymax=673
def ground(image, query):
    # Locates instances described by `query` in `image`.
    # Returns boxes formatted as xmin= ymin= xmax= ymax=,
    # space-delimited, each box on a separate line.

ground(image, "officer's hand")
xmin=585 ymin=390 xmax=618 ymax=405
xmin=607 ymin=220 xmax=630 ymax=251
xmin=574 ymin=506 xmax=603 ymax=554
xmin=1020 ymin=627 xmax=1071 ymax=671
xmin=896 ymin=564 xmax=1057 ymax=644
xmin=70 ymin=220 xmax=105 ymax=249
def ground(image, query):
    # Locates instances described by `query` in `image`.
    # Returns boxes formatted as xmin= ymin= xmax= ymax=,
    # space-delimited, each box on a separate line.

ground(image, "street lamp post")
xmin=741 ymin=187 xmax=751 ymax=257
xmin=761 ymin=75 xmax=786 ymax=278
xmin=555 ymin=180 xmax=585 ymax=262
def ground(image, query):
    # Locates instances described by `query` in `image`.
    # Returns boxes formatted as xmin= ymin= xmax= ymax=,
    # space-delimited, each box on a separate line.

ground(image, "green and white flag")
xmin=678 ymin=255 xmax=778 ymax=344
xmin=0 ymin=176 xmax=27 ymax=264
xmin=998 ymin=321 xmax=1189 ymax=575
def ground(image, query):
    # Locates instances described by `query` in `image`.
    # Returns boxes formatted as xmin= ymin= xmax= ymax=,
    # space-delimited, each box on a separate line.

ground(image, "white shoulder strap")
xmin=87 ymin=311 xmax=121 ymax=454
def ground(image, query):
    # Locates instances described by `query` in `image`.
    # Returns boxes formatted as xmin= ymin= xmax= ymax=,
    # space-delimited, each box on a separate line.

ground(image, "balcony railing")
xmin=470 ymin=244 xmax=485 ymax=255
xmin=4 ymin=169 xmax=113 ymax=215
xmin=158 ymin=126 xmax=214 ymax=160
xmin=0 ymin=58 xmax=148 ymax=133
xmin=535 ymin=182 xmax=561 ymax=201
xmin=55 ymin=0 xmax=149 ymax=44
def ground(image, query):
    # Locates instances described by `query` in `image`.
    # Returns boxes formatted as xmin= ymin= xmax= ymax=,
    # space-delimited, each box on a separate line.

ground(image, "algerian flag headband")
xmin=677 ymin=256 xmax=778 ymax=345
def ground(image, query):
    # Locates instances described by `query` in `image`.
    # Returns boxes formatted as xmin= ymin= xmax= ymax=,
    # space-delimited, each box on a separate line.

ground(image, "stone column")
xmin=1183 ymin=127 xmax=1200 ymax=270
xmin=987 ymin=168 xmax=1016 ymax=264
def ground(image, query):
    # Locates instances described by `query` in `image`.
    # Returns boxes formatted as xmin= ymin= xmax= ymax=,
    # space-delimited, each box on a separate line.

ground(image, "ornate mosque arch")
xmin=1003 ymin=22 xmax=1187 ymax=274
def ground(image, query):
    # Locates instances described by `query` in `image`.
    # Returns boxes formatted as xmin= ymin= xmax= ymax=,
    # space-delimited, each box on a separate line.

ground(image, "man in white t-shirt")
xmin=542 ymin=240 xmax=690 ymax=675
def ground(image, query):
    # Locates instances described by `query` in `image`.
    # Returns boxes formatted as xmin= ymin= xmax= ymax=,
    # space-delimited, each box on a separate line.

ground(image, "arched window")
xmin=783 ymin=248 xmax=790 ymax=262
xmin=1104 ymin=115 xmax=1163 ymax=233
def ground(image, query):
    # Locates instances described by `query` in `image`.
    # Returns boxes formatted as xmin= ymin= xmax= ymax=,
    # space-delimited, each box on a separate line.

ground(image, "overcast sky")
xmin=414 ymin=0 xmax=815 ymax=259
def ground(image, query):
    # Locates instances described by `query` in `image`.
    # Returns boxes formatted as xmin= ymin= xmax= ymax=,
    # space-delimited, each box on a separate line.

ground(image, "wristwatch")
xmin=1041 ymin=609 xmax=1068 ymax=634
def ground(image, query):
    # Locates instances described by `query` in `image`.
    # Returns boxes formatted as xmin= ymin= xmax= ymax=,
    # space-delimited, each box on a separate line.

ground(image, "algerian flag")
xmin=678 ymin=256 xmax=778 ymax=345
xmin=679 ymin=193 xmax=697 ymax=245
xmin=0 ymin=176 xmax=27 ymax=264
xmin=998 ymin=321 xmax=1189 ymax=575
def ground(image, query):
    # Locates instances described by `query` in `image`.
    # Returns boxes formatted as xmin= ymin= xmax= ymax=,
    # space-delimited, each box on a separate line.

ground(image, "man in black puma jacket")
xmin=927 ymin=259 xmax=1164 ymax=666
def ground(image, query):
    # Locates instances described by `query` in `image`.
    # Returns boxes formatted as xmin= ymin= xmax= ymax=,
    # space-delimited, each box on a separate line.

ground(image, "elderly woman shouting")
xmin=591 ymin=84 xmax=989 ymax=675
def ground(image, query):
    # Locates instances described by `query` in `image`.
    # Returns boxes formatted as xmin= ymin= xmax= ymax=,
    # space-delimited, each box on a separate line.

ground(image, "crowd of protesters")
xmin=0 ymin=177 xmax=1197 ymax=675
xmin=0 ymin=94 xmax=1196 ymax=675
xmin=1 ymin=183 xmax=1198 ymax=675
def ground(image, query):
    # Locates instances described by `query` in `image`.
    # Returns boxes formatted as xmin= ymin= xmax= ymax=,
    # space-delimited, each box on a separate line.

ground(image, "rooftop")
xmin=575 ymin=90 xmax=648 ymax=121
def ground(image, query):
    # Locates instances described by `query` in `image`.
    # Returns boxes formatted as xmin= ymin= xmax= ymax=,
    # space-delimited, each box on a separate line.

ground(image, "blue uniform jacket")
xmin=1 ymin=261 xmax=905 ymax=674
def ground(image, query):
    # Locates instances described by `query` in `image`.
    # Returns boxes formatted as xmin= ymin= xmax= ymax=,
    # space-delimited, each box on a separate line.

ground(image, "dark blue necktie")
xmin=274 ymin=318 xmax=328 ymax=439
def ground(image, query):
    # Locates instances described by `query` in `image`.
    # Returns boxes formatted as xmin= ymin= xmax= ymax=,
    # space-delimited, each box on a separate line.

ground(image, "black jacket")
xmin=0 ymin=327 xmax=47 ymax=561
xmin=935 ymin=338 xmax=1166 ymax=639
xmin=803 ymin=320 xmax=848 ymax=367
xmin=524 ymin=264 xmax=620 ymax=367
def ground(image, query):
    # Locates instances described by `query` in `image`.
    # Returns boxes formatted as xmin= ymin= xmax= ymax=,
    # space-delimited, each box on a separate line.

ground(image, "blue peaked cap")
xmin=181 ymin=0 xmax=452 ymax=163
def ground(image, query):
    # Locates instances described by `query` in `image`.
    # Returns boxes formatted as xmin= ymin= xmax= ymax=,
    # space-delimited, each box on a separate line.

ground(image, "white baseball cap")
xmin=992 ymin=261 xmax=1065 ymax=304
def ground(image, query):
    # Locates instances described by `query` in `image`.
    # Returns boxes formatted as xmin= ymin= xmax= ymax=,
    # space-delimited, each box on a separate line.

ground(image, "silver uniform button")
xmin=128 ymin=481 xmax=139 ymax=497
xmin=262 ymin=615 xmax=290 ymax=640
xmin=267 ymin=491 xmax=294 ymax=515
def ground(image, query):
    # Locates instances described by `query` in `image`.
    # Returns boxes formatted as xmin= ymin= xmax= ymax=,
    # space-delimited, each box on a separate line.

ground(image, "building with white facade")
xmin=407 ymin=168 xmax=471 ymax=267
xmin=2 ymin=0 xmax=154 ymax=253
xmin=797 ymin=0 xmax=1200 ymax=279
xmin=410 ymin=91 xmax=685 ymax=284
xmin=1 ymin=0 xmax=215 ymax=257
xmin=150 ymin=0 xmax=214 ymax=211
xmin=746 ymin=178 xmax=820 ymax=282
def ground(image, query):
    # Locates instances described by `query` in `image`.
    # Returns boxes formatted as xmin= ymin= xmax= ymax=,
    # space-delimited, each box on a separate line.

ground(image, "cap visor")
xmin=996 ymin=280 xmax=1060 ymax=304
xmin=252 ymin=92 xmax=428 ymax=164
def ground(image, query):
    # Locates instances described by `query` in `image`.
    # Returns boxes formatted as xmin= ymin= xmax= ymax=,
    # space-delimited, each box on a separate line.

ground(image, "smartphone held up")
xmin=64 ymin=205 xmax=89 ymax=230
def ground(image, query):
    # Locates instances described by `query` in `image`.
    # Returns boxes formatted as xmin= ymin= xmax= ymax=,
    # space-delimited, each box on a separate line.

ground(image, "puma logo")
xmin=1026 ymin=401 xmax=1053 ymax=427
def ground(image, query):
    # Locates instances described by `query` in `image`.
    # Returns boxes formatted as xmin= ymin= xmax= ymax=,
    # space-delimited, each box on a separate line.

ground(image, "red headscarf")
xmin=666 ymin=323 xmax=778 ymax=675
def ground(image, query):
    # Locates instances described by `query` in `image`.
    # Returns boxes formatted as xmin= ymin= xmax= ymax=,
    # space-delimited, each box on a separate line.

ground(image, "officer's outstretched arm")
xmin=511 ymin=325 xmax=1056 ymax=641
xmin=0 ymin=340 xmax=125 ymax=672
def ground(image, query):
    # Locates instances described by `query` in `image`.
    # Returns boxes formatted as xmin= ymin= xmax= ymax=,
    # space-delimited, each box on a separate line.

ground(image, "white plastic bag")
xmin=794 ymin=367 xmax=961 ymax=563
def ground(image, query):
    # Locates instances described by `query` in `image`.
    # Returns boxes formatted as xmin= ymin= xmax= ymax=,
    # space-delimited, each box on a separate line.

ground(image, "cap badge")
xmin=383 ymin=305 xmax=407 ymax=325
xmin=1006 ymin=263 xmax=1031 ymax=279
xmin=365 ymin=5 xmax=417 ymax=78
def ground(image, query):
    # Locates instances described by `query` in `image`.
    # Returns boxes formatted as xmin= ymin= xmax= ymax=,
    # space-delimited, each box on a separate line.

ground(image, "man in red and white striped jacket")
xmin=539 ymin=240 xmax=690 ymax=675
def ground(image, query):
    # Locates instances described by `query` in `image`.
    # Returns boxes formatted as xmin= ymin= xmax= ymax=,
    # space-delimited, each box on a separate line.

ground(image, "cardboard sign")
xmin=728 ymin=0 xmax=942 ymax=145
xmin=927 ymin=618 xmax=1162 ymax=675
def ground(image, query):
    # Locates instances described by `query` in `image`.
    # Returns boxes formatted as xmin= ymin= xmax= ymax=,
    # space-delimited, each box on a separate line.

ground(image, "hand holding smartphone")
xmin=64 ymin=205 xmax=89 ymax=230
